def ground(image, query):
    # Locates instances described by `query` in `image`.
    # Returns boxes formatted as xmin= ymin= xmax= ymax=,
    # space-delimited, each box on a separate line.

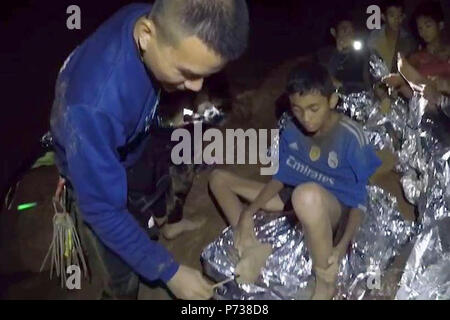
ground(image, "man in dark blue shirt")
xmin=50 ymin=0 xmax=249 ymax=300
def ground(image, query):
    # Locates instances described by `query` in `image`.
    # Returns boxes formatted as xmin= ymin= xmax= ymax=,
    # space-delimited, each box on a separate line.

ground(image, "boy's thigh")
xmin=292 ymin=182 xmax=343 ymax=230
xmin=213 ymin=169 xmax=284 ymax=212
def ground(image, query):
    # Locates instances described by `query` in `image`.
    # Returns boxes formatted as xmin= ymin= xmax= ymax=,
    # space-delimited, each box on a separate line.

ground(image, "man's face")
xmin=138 ymin=19 xmax=226 ymax=92
xmin=334 ymin=21 xmax=355 ymax=52
xmin=417 ymin=16 xmax=440 ymax=44
xmin=385 ymin=6 xmax=404 ymax=32
xmin=289 ymin=91 xmax=334 ymax=134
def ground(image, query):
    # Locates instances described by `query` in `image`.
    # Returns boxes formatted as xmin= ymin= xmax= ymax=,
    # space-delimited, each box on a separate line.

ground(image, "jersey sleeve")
xmin=346 ymin=132 xmax=382 ymax=210
xmin=273 ymin=121 xmax=297 ymax=185
xmin=347 ymin=132 xmax=381 ymax=182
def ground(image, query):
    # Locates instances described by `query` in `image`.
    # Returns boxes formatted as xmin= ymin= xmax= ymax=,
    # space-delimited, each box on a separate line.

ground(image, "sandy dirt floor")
xmin=0 ymin=57 xmax=416 ymax=300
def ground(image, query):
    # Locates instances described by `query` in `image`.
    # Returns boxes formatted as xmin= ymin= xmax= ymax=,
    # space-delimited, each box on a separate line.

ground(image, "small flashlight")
xmin=353 ymin=40 xmax=363 ymax=51
xmin=183 ymin=108 xmax=194 ymax=116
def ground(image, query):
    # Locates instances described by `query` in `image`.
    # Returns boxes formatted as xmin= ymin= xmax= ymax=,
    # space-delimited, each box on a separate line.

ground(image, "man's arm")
xmin=65 ymin=105 xmax=179 ymax=283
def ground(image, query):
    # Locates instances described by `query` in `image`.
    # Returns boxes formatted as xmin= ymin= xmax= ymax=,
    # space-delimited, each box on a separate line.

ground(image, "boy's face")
xmin=384 ymin=6 xmax=404 ymax=32
xmin=417 ymin=16 xmax=440 ymax=44
xmin=289 ymin=91 xmax=337 ymax=134
xmin=333 ymin=21 xmax=355 ymax=52
xmin=135 ymin=18 xmax=226 ymax=93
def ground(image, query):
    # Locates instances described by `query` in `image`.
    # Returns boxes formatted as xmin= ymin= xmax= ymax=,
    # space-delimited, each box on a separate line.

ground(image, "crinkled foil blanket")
xmin=201 ymin=55 xmax=450 ymax=300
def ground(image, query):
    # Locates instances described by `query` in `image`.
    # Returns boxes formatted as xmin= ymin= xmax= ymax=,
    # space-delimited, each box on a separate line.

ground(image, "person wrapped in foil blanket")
xmin=202 ymin=54 xmax=450 ymax=300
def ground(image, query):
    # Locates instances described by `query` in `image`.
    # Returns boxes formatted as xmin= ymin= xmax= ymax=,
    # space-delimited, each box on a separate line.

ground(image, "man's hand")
xmin=167 ymin=265 xmax=213 ymax=300
xmin=315 ymin=245 xmax=347 ymax=284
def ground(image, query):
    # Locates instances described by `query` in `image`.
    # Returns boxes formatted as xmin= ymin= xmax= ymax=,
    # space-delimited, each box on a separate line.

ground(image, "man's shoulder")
xmin=64 ymin=4 xmax=151 ymax=84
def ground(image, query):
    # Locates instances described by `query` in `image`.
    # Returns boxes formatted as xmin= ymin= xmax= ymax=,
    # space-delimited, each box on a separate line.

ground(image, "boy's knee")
xmin=208 ymin=169 xmax=227 ymax=189
xmin=292 ymin=183 xmax=325 ymax=224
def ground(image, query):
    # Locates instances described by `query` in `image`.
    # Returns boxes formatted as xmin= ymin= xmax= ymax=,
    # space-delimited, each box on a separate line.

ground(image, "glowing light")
xmin=353 ymin=40 xmax=363 ymax=51
xmin=183 ymin=108 xmax=194 ymax=116
xmin=17 ymin=202 xmax=37 ymax=211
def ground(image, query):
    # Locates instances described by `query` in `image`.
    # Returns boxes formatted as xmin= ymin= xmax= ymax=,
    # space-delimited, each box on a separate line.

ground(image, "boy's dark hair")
xmin=381 ymin=0 xmax=404 ymax=13
xmin=287 ymin=63 xmax=335 ymax=97
xmin=413 ymin=1 xmax=444 ymax=23
xmin=330 ymin=12 xmax=355 ymax=31
xmin=150 ymin=0 xmax=249 ymax=61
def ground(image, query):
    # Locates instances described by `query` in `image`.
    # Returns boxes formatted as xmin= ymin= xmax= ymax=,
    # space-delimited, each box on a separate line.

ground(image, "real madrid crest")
xmin=328 ymin=151 xmax=339 ymax=169
xmin=309 ymin=145 xmax=321 ymax=161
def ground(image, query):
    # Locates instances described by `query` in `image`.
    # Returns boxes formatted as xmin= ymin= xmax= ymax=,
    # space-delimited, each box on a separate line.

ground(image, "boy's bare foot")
xmin=235 ymin=231 xmax=260 ymax=256
xmin=234 ymin=213 xmax=260 ymax=256
xmin=311 ymin=275 xmax=336 ymax=300
xmin=154 ymin=216 xmax=168 ymax=227
xmin=235 ymin=242 xmax=272 ymax=284
xmin=161 ymin=217 xmax=207 ymax=240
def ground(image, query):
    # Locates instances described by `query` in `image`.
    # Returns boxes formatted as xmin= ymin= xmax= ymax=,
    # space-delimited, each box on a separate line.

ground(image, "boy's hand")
xmin=315 ymin=245 xmax=347 ymax=284
xmin=397 ymin=53 xmax=424 ymax=86
xmin=423 ymin=82 xmax=440 ymax=106
xmin=382 ymin=73 xmax=404 ymax=89
xmin=380 ymin=97 xmax=391 ymax=114
xmin=167 ymin=265 xmax=213 ymax=300
xmin=328 ymin=244 xmax=347 ymax=268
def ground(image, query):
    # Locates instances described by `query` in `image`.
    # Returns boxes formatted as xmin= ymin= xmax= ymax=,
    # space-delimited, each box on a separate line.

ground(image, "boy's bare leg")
xmin=291 ymin=182 xmax=343 ymax=300
xmin=209 ymin=169 xmax=281 ymax=283
xmin=161 ymin=218 xmax=207 ymax=240
xmin=209 ymin=169 xmax=284 ymax=227
xmin=151 ymin=164 xmax=206 ymax=240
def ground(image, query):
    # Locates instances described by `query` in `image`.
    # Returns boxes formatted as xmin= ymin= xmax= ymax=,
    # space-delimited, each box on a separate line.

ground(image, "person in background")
xmin=368 ymin=0 xmax=417 ymax=73
xmin=383 ymin=1 xmax=450 ymax=107
xmin=383 ymin=1 xmax=450 ymax=143
xmin=317 ymin=15 xmax=371 ymax=94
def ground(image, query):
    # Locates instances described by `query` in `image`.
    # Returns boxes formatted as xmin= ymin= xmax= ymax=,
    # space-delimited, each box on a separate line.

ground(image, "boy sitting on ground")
xmin=209 ymin=63 xmax=381 ymax=299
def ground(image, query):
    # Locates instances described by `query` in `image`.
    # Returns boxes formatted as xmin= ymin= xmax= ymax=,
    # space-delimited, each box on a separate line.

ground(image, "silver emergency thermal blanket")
xmin=396 ymin=218 xmax=450 ymax=300
xmin=202 ymin=186 xmax=417 ymax=300
xmin=201 ymin=54 xmax=450 ymax=300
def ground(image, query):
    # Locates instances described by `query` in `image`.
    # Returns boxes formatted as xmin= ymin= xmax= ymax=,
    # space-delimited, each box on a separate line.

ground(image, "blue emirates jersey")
xmin=274 ymin=114 xmax=381 ymax=211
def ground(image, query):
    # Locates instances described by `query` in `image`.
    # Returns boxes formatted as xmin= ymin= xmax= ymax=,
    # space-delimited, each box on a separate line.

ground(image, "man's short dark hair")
xmin=286 ymin=63 xmax=335 ymax=97
xmin=413 ymin=0 xmax=444 ymax=23
xmin=150 ymin=0 xmax=249 ymax=61
xmin=381 ymin=0 xmax=405 ymax=13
